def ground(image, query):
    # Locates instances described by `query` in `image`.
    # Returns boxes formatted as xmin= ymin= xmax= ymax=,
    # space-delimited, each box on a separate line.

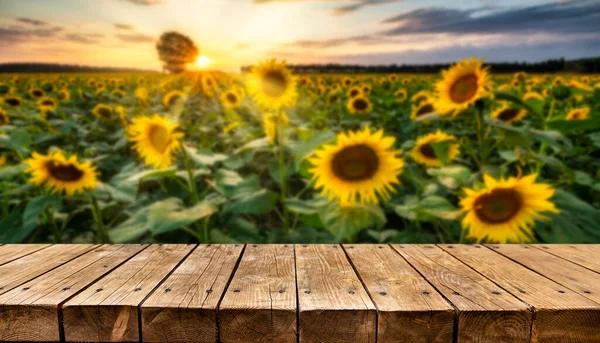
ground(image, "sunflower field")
xmin=1 ymin=58 xmax=600 ymax=245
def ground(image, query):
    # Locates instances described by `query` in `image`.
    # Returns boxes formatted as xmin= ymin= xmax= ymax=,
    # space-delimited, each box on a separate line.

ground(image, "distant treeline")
xmin=0 ymin=63 xmax=156 ymax=74
xmin=242 ymin=57 xmax=600 ymax=74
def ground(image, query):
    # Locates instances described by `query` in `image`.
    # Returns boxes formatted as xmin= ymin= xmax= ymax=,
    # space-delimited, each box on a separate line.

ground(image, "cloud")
xmin=64 ymin=33 xmax=105 ymax=44
xmin=15 ymin=17 xmax=48 ymax=26
xmin=253 ymin=0 xmax=398 ymax=15
xmin=233 ymin=42 xmax=254 ymax=50
xmin=114 ymin=23 xmax=134 ymax=30
xmin=116 ymin=32 xmax=155 ymax=43
xmin=0 ymin=26 xmax=63 ymax=43
xmin=121 ymin=0 xmax=164 ymax=6
xmin=332 ymin=0 xmax=399 ymax=16
xmin=381 ymin=0 xmax=600 ymax=36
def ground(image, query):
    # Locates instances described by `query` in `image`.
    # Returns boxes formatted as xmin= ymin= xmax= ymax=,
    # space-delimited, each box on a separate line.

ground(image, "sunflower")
xmin=247 ymin=59 xmax=297 ymax=110
xmin=411 ymin=131 xmax=460 ymax=168
xmin=111 ymin=89 xmax=126 ymax=98
xmin=327 ymin=92 xmax=340 ymax=105
xmin=566 ymin=107 xmax=590 ymax=121
xmin=163 ymin=90 xmax=185 ymax=108
xmin=0 ymin=108 xmax=9 ymax=125
xmin=309 ymin=127 xmax=404 ymax=207
xmin=553 ymin=77 xmax=564 ymax=87
xmin=342 ymin=77 xmax=352 ymax=88
xmin=128 ymin=114 xmax=183 ymax=169
xmin=220 ymin=90 xmax=241 ymax=109
xmin=389 ymin=74 xmax=398 ymax=83
xmin=347 ymin=86 xmax=362 ymax=98
xmin=491 ymin=104 xmax=527 ymax=124
xmin=38 ymin=97 xmax=58 ymax=111
xmin=29 ymin=88 xmax=45 ymax=99
xmin=92 ymin=104 xmax=113 ymax=119
xmin=24 ymin=150 xmax=98 ymax=195
xmin=411 ymin=90 xmax=431 ymax=106
xmin=134 ymin=87 xmax=148 ymax=106
xmin=394 ymin=88 xmax=407 ymax=102
xmin=361 ymin=84 xmax=372 ymax=95
xmin=202 ymin=74 xmax=217 ymax=96
xmin=513 ymin=72 xmax=527 ymax=82
xmin=3 ymin=96 xmax=22 ymax=107
xmin=223 ymin=121 xmax=240 ymax=134
xmin=347 ymin=96 xmax=372 ymax=114
xmin=115 ymin=105 xmax=128 ymax=128
xmin=460 ymin=174 xmax=559 ymax=243
xmin=523 ymin=92 xmax=543 ymax=101
xmin=264 ymin=113 xmax=288 ymax=144
xmin=435 ymin=58 xmax=490 ymax=116
xmin=0 ymin=83 xmax=12 ymax=96
xmin=57 ymin=89 xmax=71 ymax=101
xmin=410 ymin=102 xmax=436 ymax=121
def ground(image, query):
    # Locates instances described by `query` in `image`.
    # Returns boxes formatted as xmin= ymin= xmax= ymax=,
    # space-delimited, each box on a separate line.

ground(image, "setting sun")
xmin=197 ymin=56 xmax=211 ymax=68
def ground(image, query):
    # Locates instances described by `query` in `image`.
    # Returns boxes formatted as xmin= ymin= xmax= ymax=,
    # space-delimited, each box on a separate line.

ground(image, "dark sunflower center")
xmin=5 ymin=98 xmax=21 ymax=106
xmin=262 ymin=71 xmax=287 ymax=98
xmin=46 ymin=161 xmax=84 ymax=182
xmin=449 ymin=74 xmax=478 ymax=103
xmin=571 ymin=111 xmax=583 ymax=119
xmin=349 ymin=89 xmax=359 ymax=97
xmin=331 ymin=145 xmax=379 ymax=181
xmin=419 ymin=144 xmax=437 ymax=159
xmin=58 ymin=92 xmax=67 ymax=100
xmin=32 ymin=90 xmax=43 ymax=98
xmin=168 ymin=94 xmax=181 ymax=106
xmin=353 ymin=99 xmax=368 ymax=111
xmin=149 ymin=124 xmax=171 ymax=153
xmin=41 ymin=100 xmax=55 ymax=107
xmin=474 ymin=188 xmax=522 ymax=224
xmin=416 ymin=104 xmax=434 ymax=116
xmin=497 ymin=109 xmax=520 ymax=122
xmin=226 ymin=93 xmax=238 ymax=103
xmin=329 ymin=94 xmax=338 ymax=103
xmin=97 ymin=107 xmax=112 ymax=118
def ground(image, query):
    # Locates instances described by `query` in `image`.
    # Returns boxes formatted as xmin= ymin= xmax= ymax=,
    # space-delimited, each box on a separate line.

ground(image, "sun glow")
xmin=197 ymin=56 xmax=212 ymax=68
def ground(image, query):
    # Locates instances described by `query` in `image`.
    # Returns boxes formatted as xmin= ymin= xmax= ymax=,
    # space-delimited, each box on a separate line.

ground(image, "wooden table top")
xmin=0 ymin=244 xmax=599 ymax=342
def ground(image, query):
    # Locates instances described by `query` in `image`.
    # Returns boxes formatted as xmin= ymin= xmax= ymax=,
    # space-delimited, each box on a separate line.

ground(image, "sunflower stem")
xmin=181 ymin=146 xmax=200 ymax=205
xmin=535 ymin=98 xmax=555 ymax=174
xmin=44 ymin=209 xmax=62 ymax=243
xmin=476 ymin=106 xmax=487 ymax=169
xmin=89 ymin=194 xmax=108 ymax=243
xmin=277 ymin=113 xmax=290 ymax=236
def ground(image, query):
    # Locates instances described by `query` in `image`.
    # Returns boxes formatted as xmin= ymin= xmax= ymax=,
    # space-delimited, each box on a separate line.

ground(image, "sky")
xmin=0 ymin=0 xmax=599 ymax=71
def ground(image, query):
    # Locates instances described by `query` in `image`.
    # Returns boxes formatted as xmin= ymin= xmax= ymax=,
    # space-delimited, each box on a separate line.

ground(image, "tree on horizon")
xmin=156 ymin=32 xmax=199 ymax=74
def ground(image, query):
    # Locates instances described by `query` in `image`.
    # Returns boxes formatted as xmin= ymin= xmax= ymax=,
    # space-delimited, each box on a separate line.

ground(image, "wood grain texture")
xmin=141 ymin=244 xmax=244 ymax=343
xmin=62 ymin=244 xmax=194 ymax=342
xmin=0 ymin=244 xmax=144 ymax=342
xmin=0 ymin=244 xmax=97 ymax=296
xmin=532 ymin=244 xmax=600 ymax=273
xmin=344 ymin=244 xmax=454 ymax=343
xmin=392 ymin=244 xmax=531 ymax=343
xmin=442 ymin=244 xmax=600 ymax=343
xmin=490 ymin=244 xmax=600 ymax=304
xmin=296 ymin=244 xmax=376 ymax=343
xmin=0 ymin=244 xmax=50 ymax=266
xmin=220 ymin=244 xmax=296 ymax=343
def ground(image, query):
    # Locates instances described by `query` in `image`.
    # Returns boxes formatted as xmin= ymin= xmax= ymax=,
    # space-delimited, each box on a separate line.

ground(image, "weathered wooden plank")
xmin=344 ymin=244 xmax=454 ymax=343
xmin=392 ymin=244 xmax=531 ymax=343
xmin=0 ymin=244 xmax=50 ymax=266
xmin=490 ymin=244 xmax=600 ymax=304
xmin=62 ymin=244 xmax=194 ymax=342
xmin=0 ymin=244 xmax=97 ymax=296
xmin=441 ymin=244 xmax=600 ymax=343
xmin=141 ymin=244 xmax=244 ymax=343
xmin=220 ymin=244 xmax=296 ymax=343
xmin=296 ymin=244 xmax=376 ymax=343
xmin=0 ymin=244 xmax=145 ymax=342
xmin=532 ymin=244 xmax=600 ymax=273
